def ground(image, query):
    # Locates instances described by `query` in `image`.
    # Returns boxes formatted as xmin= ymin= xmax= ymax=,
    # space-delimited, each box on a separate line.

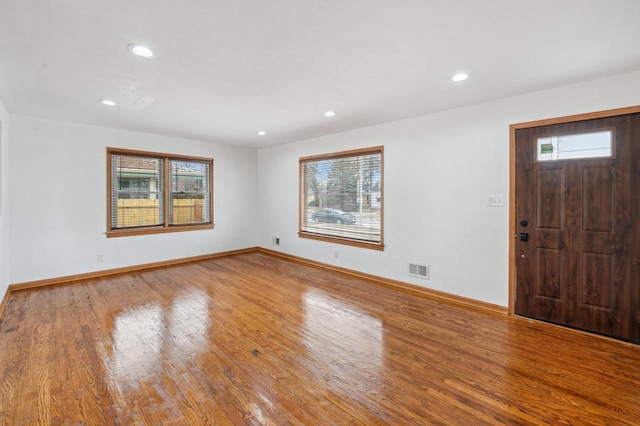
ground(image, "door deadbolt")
xmin=520 ymin=232 xmax=529 ymax=241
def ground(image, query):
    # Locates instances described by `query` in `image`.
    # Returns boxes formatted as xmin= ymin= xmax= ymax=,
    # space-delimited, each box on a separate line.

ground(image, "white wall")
xmin=5 ymin=71 xmax=640 ymax=303
xmin=9 ymin=116 xmax=257 ymax=283
xmin=257 ymin=70 xmax=640 ymax=307
xmin=0 ymin=100 xmax=9 ymax=297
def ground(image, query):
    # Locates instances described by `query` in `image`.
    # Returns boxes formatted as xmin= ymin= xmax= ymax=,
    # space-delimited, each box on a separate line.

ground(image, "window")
xmin=118 ymin=178 xmax=151 ymax=199
xmin=107 ymin=148 xmax=213 ymax=237
xmin=536 ymin=130 xmax=613 ymax=162
xmin=299 ymin=146 xmax=383 ymax=250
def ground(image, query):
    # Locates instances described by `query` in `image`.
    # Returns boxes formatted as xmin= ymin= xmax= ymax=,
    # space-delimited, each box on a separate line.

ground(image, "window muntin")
xmin=537 ymin=130 xmax=612 ymax=162
xmin=108 ymin=148 xmax=213 ymax=237
xmin=299 ymin=147 xmax=383 ymax=250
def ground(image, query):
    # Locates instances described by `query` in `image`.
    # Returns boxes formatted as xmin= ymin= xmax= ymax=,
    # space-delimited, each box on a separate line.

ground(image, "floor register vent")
xmin=408 ymin=262 xmax=429 ymax=280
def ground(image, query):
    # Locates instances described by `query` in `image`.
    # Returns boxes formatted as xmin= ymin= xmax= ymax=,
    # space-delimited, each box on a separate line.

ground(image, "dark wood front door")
xmin=514 ymin=112 xmax=640 ymax=342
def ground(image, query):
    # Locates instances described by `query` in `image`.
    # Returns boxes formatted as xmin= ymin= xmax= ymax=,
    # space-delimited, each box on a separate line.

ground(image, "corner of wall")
xmin=0 ymin=99 xmax=10 ymax=302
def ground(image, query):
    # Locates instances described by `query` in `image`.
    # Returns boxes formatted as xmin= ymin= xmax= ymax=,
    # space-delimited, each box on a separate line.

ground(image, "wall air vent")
xmin=408 ymin=262 xmax=429 ymax=280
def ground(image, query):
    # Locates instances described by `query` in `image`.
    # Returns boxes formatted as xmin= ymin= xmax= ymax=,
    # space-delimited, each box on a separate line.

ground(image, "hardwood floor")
xmin=1 ymin=252 xmax=639 ymax=425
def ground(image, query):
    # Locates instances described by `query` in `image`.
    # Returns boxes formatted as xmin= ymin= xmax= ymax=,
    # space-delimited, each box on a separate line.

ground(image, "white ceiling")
xmin=1 ymin=0 xmax=640 ymax=148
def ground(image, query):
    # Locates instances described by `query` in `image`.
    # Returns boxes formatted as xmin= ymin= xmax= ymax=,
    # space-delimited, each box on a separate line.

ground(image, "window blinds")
xmin=300 ymin=148 xmax=383 ymax=245
xmin=111 ymin=153 xmax=164 ymax=229
xmin=168 ymin=159 xmax=211 ymax=225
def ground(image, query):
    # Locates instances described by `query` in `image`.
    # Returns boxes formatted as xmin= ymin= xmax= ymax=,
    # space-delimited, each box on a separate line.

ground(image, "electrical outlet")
xmin=333 ymin=250 xmax=339 ymax=258
xmin=97 ymin=254 xmax=104 ymax=263
xmin=272 ymin=236 xmax=280 ymax=246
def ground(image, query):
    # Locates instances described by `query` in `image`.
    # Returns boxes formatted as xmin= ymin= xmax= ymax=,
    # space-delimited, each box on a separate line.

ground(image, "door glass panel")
xmin=537 ymin=130 xmax=612 ymax=161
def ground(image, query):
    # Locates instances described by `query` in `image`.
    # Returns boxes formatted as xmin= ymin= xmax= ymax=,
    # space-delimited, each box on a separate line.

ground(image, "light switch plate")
xmin=487 ymin=195 xmax=505 ymax=207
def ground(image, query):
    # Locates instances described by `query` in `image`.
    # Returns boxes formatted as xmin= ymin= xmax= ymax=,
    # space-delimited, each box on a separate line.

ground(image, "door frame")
xmin=508 ymin=105 xmax=640 ymax=315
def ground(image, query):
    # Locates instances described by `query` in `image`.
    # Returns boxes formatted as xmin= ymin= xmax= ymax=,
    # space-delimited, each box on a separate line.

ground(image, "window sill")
xmin=298 ymin=231 xmax=384 ymax=251
xmin=107 ymin=223 xmax=214 ymax=238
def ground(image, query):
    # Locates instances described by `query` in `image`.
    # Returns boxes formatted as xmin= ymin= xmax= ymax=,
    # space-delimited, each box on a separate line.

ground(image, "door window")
xmin=536 ymin=130 xmax=612 ymax=162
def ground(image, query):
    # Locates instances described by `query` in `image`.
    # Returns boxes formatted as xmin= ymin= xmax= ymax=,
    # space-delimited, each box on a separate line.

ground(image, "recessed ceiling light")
xmin=99 ymin=99 xmax=118 ymax=106
xmin=257 ymin=131 xmax=266 ymax=136
xmin=324 ymin=110 xmax=336 ymax=117
xmin=128 ymin=44 xmax=154 ymax=58
xmin=452 ymin=73 xmax=468 ymax=82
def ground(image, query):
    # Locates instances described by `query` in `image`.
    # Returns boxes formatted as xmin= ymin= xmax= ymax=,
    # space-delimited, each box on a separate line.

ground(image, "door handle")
xmin=520 ymin=232 xmax=529 ymax=241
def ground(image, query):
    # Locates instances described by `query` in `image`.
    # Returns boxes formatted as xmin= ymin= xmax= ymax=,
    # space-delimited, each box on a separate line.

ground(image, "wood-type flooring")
xmin=1 ymin=252 xmax=639 ymax=424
